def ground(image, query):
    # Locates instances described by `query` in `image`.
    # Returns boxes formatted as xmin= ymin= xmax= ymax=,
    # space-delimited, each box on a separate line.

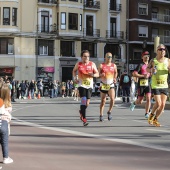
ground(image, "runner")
xmin=72 ymin=50 xmax=99 ymax=126
xmin=130 ymin=51 xmax=151 ymax=118
xmin=146 ymin=44 xmax=170 ymax=127
xmin=98 ymin=52 xmax=117 ymax=122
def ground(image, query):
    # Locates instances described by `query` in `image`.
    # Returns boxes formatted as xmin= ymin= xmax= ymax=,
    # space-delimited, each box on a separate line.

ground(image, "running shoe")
xmin=130 ymin=102 xmax=136 ymax=111
xmin=148 ymin=113 xmax=155 ymax=125
xmin=107 ymin=111 xmax=112 ymax=121
xmin=99 ymin=115 xmax=104 ymax=122
xmin=79 ymin=110 xmax=83 ymax=121
xmin=82 ymin=118 xmax=89 ymax=126
xmin=145 ymin=113 xmax=150 ymax=119
xmin=153 ymin=118 xmax=161 ymax=127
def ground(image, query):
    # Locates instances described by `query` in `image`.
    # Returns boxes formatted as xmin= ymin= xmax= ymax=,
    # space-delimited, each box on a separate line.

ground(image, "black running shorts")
xmin=78 ymin=87 xmax=92 ymax=99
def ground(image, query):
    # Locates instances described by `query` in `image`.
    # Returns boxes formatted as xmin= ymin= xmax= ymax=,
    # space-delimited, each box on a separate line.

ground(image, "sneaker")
xmin=76 ymin=98 xmax=78 ymax=101
xmin=99 ymin=115 xmax=104 ymax=122
xmin=148 ymin=113 xmax=155 ymax=125
xmin=107 ymin=111 xmax=112 ymax=121
xmin=145 ymin=113 xmax=150 ymax=119
xmin=3 ymin=157 xmax=13 ymax=164
xmin=130 ymin=102 xmax=136 ymax=111
xmin=82 ymin=118 xmax=89 ymax=126
xmin=153 ymin=118 xmax=161 ymax=127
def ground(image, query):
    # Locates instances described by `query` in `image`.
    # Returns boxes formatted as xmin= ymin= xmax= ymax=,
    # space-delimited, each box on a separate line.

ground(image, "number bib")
xmin=140 ymin=79 xmax=148 ymax=86
xmin=82 ymin=79 xmax=90 ymax=86
xmin=156 ymin=80 xmax=165 ymax=85
xmin=101 ymin=84 xmax=110 ymax=91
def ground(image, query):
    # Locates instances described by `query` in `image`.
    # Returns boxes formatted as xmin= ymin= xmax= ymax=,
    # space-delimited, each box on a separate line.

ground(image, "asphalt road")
xmin=1 ymin=97 xmax=170 ymax=170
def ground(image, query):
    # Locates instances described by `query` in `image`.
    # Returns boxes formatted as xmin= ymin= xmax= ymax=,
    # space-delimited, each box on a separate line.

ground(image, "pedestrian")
xmin=119 ymin=70 xmax=131 ymax=103
xmin=29 ymin=80 xmax=35 ymax=99
xmin=0 ymin=86 xmax=13 ymax=164
xmin=61 ymin=81 xmax=66 ymax=98
xmin=98 ymin=52 xmax=118 ymax=122
xmin=130 ymin=51 xmax=151 ymax=118
xmin=73 ymin=75 xmax=79 ymax=101
xmin=72 ymin=50 xmax=99 ymax=126
xmin=147 ymin=44 xmax=170 ymax=126
xmin=37 ymin=79 xmax=43 ymax=97
xmin=19 ymin=80 xmax=26 ymax=99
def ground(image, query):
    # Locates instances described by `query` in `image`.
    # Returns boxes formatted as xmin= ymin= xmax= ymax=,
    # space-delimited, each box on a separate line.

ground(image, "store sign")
xmin=0 ymin=68 xmax=13 ymax=73
xmin=38 ymin=67 xmax=54 ymax=73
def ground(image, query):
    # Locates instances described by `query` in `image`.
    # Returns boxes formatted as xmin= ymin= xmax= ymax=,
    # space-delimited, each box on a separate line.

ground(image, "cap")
xmin=142 ymin=51 xmax=150 ymax=57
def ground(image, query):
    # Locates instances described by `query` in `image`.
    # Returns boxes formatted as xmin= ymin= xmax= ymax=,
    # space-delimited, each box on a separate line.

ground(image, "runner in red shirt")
xmin=72 ymin=50 xmax=99 ymax=126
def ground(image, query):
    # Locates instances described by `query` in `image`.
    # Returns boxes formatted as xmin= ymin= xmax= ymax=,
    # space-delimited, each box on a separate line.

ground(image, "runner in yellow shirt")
xmin=147 ymin=44 xmax=170 ymax=126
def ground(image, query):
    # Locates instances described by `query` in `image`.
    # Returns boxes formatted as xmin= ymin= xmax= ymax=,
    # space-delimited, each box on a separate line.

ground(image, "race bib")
xmin=101 ymin=84 xmax=110 ymax=90
xmin=140 ymin=79 xmax=148 ymax=86
xmin=82 ymin=79 xmax=90 ymax=86
xmin=156 ymin=80 xmax=165 ymax=85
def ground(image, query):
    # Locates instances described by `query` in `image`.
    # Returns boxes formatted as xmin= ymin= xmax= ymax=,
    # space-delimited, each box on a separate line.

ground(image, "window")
xmin=133 ymin=50 xmax=143 ymax=60
xmin=60 ymin=41 xmax=75 ymax=57
xmin=69 ymin=13 xmax=78 ymax=30
xmin=38 ymin=40 xmax=54 ymax=56
xmin=80 ymin=14 xmax=82 ymax=31
xmin=12 ymin=8 xmax=17 ymax=26
xmin=3 ymin=7 xmax=10 ymax=25
xmin=41 ymin=11 xmax=49 ymax=32
xmin=61 ymin=12 xmax=66 ymax=30
xmin=138 ymin=25 xmax=148 ymax=37
xmin=81 ymin=42 xmax=97 ymax=58
xmin=138 ymin=3 xmax=148 ymax=15
xmin=0 ymin=38 xmax=14 ymax=54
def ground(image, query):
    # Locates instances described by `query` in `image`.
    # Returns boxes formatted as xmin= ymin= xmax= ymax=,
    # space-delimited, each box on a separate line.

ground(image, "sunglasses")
xmin=107 ymin=56 xmax=112 ymax=58
xmin=158 ymin=48 xmax=166 ymax=51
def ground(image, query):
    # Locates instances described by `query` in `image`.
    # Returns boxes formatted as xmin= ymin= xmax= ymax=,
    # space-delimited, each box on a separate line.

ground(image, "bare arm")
xmin=114 ymin=65 xmax=118 ymax=82
xmin=92 ymin=63 xmax=99 ymax=78
xmin=146 ymin=59 xmax=154 ymax=73
xmin=72 ymin=62 xmax=78 ymax=78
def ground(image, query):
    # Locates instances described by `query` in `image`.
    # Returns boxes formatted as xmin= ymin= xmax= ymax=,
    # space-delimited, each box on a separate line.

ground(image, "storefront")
xmin=0 ymin=67 xmax=14 ymax=79
xmin=37 ymin=67 xmax=54 ymax=83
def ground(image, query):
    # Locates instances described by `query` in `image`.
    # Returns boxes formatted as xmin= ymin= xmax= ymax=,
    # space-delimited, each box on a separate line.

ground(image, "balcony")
xmin=109 ymin=4 xmax=122 ymax=12
xmin=151 ymin=0 xmax=170 ymax=4
xmin=84 ymin=1 xmax=100 ymax=10
xmin=37 ymin=24 xmax=58 ymax=34
xmin=106 ymin=31 xmax=124 ymax=39
xmin=38 ymin=0 xmax=58 ymax=5
xmin=152 ymin=13 xmax=170 ymax=23
xmin=152 ymin=34 xmax=170 ymax=44
xmin=83 ymin=28 xmax=100 ymax=38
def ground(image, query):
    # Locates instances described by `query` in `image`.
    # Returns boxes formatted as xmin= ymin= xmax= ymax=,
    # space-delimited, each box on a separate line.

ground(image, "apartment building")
xmin=0 ymin=0 xmax=126 ymax=82
xmin=127 ymin=0 xmax=170 ymax=71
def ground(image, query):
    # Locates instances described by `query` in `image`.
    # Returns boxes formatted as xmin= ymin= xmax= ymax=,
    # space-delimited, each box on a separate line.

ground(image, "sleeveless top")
xmin=151 ymin=58 xmax=168 ymax=89
xmin=78 ymin=61 xmax=94 ymax=89
xmin=100 ymin=63 xmax=115 ymax=90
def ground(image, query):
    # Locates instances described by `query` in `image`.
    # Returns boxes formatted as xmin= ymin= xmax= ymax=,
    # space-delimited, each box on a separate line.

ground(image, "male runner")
xmin=98 ymin=52 xmax=117 ymax=122
xmin=147 ymin=44 xmax=170 ymax=126
xmin=130 ymin=51 xmax=151 ymax=118
xmin=72 ymin=50 xmax=99 ymax=126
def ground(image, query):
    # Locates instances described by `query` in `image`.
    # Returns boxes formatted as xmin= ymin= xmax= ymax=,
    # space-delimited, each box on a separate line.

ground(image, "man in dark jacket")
xmin=19 ymin=80 xmax=26 ymax=99
xmin=119 ymin=70 xmax=131 ymax=103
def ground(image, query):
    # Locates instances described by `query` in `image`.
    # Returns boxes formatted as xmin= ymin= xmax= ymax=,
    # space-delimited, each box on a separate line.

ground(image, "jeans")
xmin=50 ymin=89 xmax=54 ymax=98
xmin=30 ymin=89 xmax=34 ymax=99
xmin=54 ymin=88 xmax=58 ymax=97
xmin=0 ymin=120 xmax=9 ymax=158
xmin=122 ymin=86 xmax=130 ymax=102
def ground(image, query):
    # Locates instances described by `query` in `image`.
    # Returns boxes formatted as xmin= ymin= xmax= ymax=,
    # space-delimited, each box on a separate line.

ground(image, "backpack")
xmin=123 ymin=75 xmax=129 ymax=83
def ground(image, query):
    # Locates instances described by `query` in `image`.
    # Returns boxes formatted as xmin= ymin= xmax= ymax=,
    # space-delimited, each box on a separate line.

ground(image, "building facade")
xmin=127 ymin=0 xmax=170 ymax=71
xmin=0 ymin=0 xmax=126 ymax=82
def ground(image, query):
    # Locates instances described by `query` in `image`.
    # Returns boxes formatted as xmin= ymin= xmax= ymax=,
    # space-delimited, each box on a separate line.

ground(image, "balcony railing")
xmin=152 ymin=13 xmax=170 ymax=23
xmin=109 ymin=4 xmax=122 ymax=11
xmin=37 ymin=24 xmax=58 ymax=33
xmin=152 ymin=34 xmax=170 ymax=44
xmin=106 ymin=31 xmax=124 ymax=39
xmin=84 ymin=1 xmax=100 ymax=9
xmin=38 ymin=0 xmax=58 ymax=5
xmin=83 ymin=28 xmax=100 ymax=37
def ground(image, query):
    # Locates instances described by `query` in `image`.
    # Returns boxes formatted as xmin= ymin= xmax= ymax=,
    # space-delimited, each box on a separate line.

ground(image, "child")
xmin=0 ymin=84 xmax=12 ymax=135
xmin=0 ymin=97 xmax=13 ymax=164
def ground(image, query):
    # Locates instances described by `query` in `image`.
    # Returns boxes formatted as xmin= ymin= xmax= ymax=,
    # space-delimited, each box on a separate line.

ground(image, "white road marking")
xmin=12 ymin=117 xmax=170 ymax=152
xmin=146 ymin=129 xmax=170 ymax=133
